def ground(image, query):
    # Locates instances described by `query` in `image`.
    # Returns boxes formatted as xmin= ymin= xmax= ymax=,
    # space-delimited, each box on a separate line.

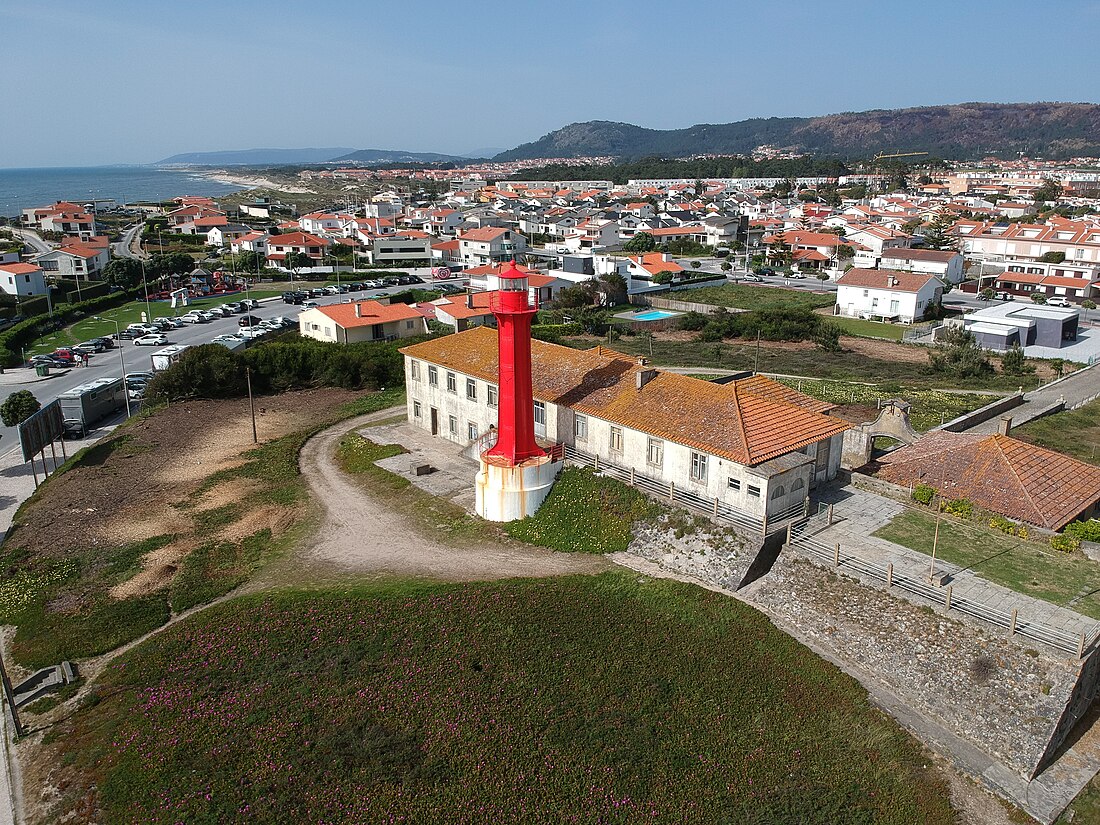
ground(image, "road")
xmin=111 ymin=222 xmax=144 ymax=260
xmin=0 ymin=284 xmax=409 ymax=453
xmin=7 ymin=227 xmax=52 ymax=256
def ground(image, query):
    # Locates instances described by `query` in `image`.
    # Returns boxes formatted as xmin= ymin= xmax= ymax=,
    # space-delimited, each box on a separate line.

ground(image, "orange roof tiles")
xmin=401 ymin=327 xmax=849 ymax=467
xmin=837 ymin=269 xmax=939 ymax=293
xmin=872 ymin=432 xmax=1100 ymax=530
xmin=314 ymin=300 xmax=423 ymax=328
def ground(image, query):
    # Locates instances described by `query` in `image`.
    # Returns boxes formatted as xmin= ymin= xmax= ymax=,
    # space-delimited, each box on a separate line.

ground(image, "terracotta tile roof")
xmin=313 ymin=300 xmax=424 ymax=328
xmin=401 ymin=327 xmax=849 ymax=466
xmin=837 ymin=269 xmax=939 ymax=293
xmin=460 ymin=227 xmax=510 ymax=242
xmin=266 ymin=231 xmax=329 ymax=247
xmin=0 ymin=263 xmax=40 ymax=275
xmin=872 ymin=432 xmax=1100 ymax=530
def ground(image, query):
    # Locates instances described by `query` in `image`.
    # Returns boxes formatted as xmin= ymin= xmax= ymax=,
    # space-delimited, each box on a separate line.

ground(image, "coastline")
xmin=198 ymin=170 xmax=313 ymax=194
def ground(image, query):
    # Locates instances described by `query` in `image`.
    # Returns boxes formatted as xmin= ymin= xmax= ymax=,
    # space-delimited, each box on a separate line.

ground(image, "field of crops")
xmin=775 ymin=378 xmax=998 ymax=431
xmin=53 ymin=575 xmax=953 ymax=824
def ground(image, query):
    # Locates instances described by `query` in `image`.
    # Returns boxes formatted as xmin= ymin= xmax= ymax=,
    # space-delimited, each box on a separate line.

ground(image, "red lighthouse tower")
xmin=475 ymin=261 xmax=562 ymax=522
xmin=485 ymin=261 xmax=545 ymax=465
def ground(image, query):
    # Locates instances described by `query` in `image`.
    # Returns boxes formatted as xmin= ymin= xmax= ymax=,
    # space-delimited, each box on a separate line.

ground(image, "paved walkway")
xmin=965 ymin=362 xmax=1100 ymax=435
xmin=809 ymin=486 xmax=1100 ymax=640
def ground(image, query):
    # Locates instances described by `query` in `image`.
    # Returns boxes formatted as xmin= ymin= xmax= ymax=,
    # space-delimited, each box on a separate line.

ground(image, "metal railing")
xmin=562 ymin=444 xmax=805 ymax=536
xmin=785 ymin=517 xmax=1099 ymax=658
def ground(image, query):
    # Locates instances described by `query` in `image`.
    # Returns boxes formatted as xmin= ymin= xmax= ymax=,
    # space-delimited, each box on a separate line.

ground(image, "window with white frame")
xmin=413 ymin=400 xmax=422 ymax=418
xmin=574 ymin=414 xmax=588 ymax=440
xmin=410 ymin=360 xmax=420 ymax=381
xmin=533 ymin=401 xmax=546 ymax=427
xmin=609 ymin=426 xmax=623 ymax=452
xmin=428 ymin=366 xmax=438 ymax=387
xmin=487 ymin=385 xmax=498 ymax=408
xmin=467 ymin=422 xmax=478 ymax=441
xmin=690 ymin=451 xmax=707 ymax=482
xmin=448 ymin=415 xmax=458 ymax=435
xmin=466 ymin=378 xmax=477 ymax=401
xmin=647 ymin=437 xmax=663 ymax=467
xmin=446 ymin=372 xmax=457 ymax=393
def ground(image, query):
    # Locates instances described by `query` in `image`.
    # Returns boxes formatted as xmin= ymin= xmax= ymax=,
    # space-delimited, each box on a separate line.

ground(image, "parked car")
xmin=117 ymin=328 xmax=141 ymax=338
xmin=125 ymin=371 xmax=154 ymax=383
xmin=302 ymin=300 xmax=320 ymax=309
xmin=127 ymin=323 xmax=157 ymax=335
xmin=309 ymin=288 xmax=326 ymax=298
xmin=134 ymin=334 xmax=169 ymax=346
xmin=753 ymin=267 xmax=776 ymax=277
xmin=743 ymin=274 xmax=764 ymax=282
xmin=787 ymin=272 xmax=806 ymax=280
xmin=211 ymin=334 xmax=243 ymax=344
xmin=348 ymin=282 xmax=365 ymax=291
xmin=240 ymin=298 xmax=259 ymax=310
xmin=52 ymin=348 xmax=77 ymax=363
xmin=1048 ymin=297 xmax=1073 ymax=308
xmin=28 ymin=354 xmax=67 ymax=368
xmin=238 ymin=314 xmax=261 ymax=327
xmin=178 ymin=313 xmax=203 ymax=324
xmin=162 ymin=318 xmax=184 ymax=329
xmin=73 ymin=340 xmax=105 ymax=354
xmin=91 ymin=336 xmax=116 ymax=349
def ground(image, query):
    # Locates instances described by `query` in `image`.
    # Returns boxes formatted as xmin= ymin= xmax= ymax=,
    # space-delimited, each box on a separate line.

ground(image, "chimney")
xmin=467 ymin=291 xmax=474 ymax=309
xmin=998 ymin=416 xmax=1012 ymax=436
xmin=636 ymin=368 xmax=657 ymax=390
xmin=355 ymin=302 xmax=361 ymax=318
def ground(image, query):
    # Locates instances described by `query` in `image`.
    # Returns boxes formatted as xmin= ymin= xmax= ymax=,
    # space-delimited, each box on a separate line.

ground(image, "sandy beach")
xmin=203 ymin=171 xmax=313 ymax=194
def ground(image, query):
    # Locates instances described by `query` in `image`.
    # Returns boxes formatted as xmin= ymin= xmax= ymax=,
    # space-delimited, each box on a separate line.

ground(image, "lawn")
xmin=26 ymin=292 xmax=284 ymax=357
xmin=673 ymin=283 xmax=836 ymax=312
xmin=0 ymin=389 xmax=406 ymax=668
xmin=50 ymin=575 xmax=955 ymax=824
xmin=874 ymin=509 xmax=1100 ymax=620
xmin=826 ymin=316 xmax=906 ymax=341
xmin=1013 ymin=399 xmax=1100 ymax=466
xmin=775 ymin=378 xmax=998 ymax=431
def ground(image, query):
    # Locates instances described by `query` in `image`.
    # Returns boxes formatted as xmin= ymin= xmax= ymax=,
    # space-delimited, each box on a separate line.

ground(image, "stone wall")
xmin=938 ymin=393 xmax=1025 ymax=432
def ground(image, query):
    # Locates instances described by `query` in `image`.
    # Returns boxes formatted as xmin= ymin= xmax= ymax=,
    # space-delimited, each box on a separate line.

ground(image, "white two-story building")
xmin=400 ymin=327 xmax=850 ymax=526
xmin=835 ymin=269 xmax=943 ymax=324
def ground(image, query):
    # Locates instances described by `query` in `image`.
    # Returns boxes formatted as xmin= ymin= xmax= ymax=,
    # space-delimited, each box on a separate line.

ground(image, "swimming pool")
xmin=633 ymin=309 xmax=679 ymax=321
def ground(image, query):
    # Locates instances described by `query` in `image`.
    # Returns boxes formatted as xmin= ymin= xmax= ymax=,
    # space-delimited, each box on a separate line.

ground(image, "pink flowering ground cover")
xmin=52 ymin=573 xmax=953 ymax=824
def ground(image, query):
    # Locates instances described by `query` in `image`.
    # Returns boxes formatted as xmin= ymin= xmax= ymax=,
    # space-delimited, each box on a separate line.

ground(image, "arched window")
xmin=790 ymin=478 xmax=805 ymax=492
xmin=771 ymin=484 xmax=786 ymax=500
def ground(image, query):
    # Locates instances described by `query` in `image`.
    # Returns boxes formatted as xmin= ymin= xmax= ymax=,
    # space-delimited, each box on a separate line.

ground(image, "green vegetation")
xmin=1014 ymin=399 xmax=1100 ymax=465
xmin=673 ymin=283 xmax=836 ymax=312
xmin=504 ymin=467 xmax=658 ymax=553
xmin=774 ymin=379 xmax=998 ymax=431
xmin=0 ymin=389 xmax=41 ymax=427
xmin=53 ymin=575 xmax=954 ymax=823
xmin=874 ymin=509 xmax=1100 ymax=620
xmin=826 ymin=316 xmax=906 ymax=341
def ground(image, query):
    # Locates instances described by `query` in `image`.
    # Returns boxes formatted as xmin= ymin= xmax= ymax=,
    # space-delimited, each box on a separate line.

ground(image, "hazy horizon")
xmin=4 ymin=0 xmax=1099 ymax=168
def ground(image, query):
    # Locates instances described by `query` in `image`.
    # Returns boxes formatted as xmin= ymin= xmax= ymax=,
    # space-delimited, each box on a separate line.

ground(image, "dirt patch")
xmin=7 ymin=388 xmax=360 ymax=558
xmin=841 ymin=336 xmax=931 ymax=364
xmin=220 ymin=503 xmax=299 ymax=542
xmin=109 ymin=540 xmax=190 ymax=599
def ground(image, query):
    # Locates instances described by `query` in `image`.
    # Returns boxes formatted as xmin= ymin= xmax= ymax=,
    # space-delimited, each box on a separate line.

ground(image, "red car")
xmin=52 ymin=348 xmax=77 ymax=363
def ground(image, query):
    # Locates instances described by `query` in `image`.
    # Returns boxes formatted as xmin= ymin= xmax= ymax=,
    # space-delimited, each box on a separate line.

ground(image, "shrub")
xmin=0 ymin=389 xmax=40 ymax=427
xmin=1000 ymin=344 xmax=1034 ymax=376
xmin=678 ymin=311 xmax=708 ymax=332
xmin=943 ymin=498 xmax=974 ymax=519
xmin=911 ymin=484 xmax=935 ymax=506
xmin=1051 ymin=533 xmax=1082 ymax=553
xmin=988 ymin=514 xmax=1017 ymax=534
xmin=1064 ymin=519 xmax=1100 ymax=542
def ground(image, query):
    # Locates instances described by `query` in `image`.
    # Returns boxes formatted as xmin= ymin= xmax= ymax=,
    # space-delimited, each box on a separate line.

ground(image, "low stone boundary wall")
xmin=938 ymin=392 xmax=1025 ymax=432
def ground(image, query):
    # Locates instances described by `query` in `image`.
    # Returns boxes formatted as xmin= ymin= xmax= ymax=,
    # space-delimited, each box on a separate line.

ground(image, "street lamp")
xmin=94 ymin=316 xmax=131 ymax=418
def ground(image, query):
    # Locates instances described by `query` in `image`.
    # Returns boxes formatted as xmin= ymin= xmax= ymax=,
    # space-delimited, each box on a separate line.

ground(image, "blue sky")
xmin=3 ymin=0 xmax=1098 ymax=167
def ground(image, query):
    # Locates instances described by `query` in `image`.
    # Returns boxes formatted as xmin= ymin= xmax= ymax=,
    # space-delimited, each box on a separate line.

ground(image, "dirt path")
xmin=296 ymin=408 xmax=609 ymax=581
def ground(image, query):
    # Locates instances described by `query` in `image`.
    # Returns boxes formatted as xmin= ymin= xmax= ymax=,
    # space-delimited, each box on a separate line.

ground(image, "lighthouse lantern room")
xmin=475 ymin=262 xmax=564 ymax=522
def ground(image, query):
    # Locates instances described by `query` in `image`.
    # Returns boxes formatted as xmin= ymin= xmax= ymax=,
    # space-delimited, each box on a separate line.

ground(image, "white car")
xmin=134 ymin=334 xmax=169 ymax=346
xmin=179 ymin=313 xmax=205 ymax=324
xmin=211 ymin=334 xmax=243 ymax=343
xmin=1047 ymin=297 xmax=1073 ymax=308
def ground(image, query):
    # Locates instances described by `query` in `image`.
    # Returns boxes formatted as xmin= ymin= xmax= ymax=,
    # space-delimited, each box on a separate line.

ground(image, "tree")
xmin=720 ymin=261 xmax=732 ymax=275
xmin=1082 ymin=299 xmax=1096 ymax=320
xmin=690 ymin=261 xmax=701 ymax=270
xmin=1031 ymin=292 xmax=1047 ymax=304
xmin=836 ymin=244 xmax=855 ymax=260
xmin=921 ymin=214 xmax=958 ymax=251
xmin=767 ymin=232 xmax=792 ymax=268
xmin=653 ymin=270 xmax=675 ymax=285
xmin=1038 ymin=251 xmax=1066 ymax=264
xmin=102 ymin=258 xmax=144 ymax=289
xmin=1050 ymin=358 xmax=1067 ymax=379
xmin=148 ymin=252 xmax=195 ymax=278
xmin=813 ymin=321 xmax=842 ymax=352
xmin=1032 ymin=178 xmax=1063 ymax=206
xmin=622 ymin=232 xmax=656 ymax=253
xmin=980 ymin=288 xmax=994 ymax=300
xmin=928 ymin=326 xmax=994 ymax=378
xmin=1 ymin=389 xmax=40 ymax=427
xmin=285 ymin=252 xmax=313 ymax=280
xmin=1000 ymin=344 xmax=1034 ymax=376
xmin=816 ymin=272 xmax=831 ymax=291
xmin=597 ymin=272 xmax=627 ymax=304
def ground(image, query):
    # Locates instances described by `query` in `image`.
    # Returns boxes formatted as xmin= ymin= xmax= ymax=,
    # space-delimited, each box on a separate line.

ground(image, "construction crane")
xmin=872 ymin=150 xmax=929 ymax=165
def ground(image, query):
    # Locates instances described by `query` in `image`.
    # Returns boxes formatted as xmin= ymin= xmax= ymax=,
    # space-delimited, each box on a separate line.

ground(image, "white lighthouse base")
xmin=475 ymin=454 xmax=563 ymax=522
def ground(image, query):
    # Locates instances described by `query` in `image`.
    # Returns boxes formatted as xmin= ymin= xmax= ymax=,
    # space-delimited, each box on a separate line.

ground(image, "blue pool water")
xmin=634 ymin=310 xmax=679 ymax=321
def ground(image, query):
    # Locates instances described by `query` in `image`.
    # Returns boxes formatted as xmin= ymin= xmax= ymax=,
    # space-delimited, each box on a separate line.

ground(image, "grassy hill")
xmin=48 ymin=574 xmax=954 ymax=824
xmin=495 ymin=102 xmax=1100 ymax=161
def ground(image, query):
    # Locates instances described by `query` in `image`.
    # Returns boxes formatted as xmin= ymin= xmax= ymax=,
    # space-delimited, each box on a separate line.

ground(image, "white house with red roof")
xmin=835 ymin=269 xmax=942 ymax=323
xmin=463 ymin=263 xmax=564 ymax=304
xmin=624 ymin=253 xmax=684 ymax=288
xmin=298 ymin=299 xmax=427 ymax=343
xmin=0 ymin=262 xmax=47 ymax=296
xmin=458 ymin=227 xmax=527 ymax=267
xmin=230 ymin=231 xmax=269 ymax=255
xmin=421 ymin=291 xmax=496 ymax=331
xmin=34 ymin=241 xmax=109 ymax=281
xmin=299 ymin=212 xmax=346 ymax=235
xmin=265 ymin=231 xmax=330 ymax=267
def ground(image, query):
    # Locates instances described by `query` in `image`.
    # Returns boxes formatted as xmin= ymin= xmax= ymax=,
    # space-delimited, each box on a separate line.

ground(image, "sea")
xmin=0 ymin=166 xmax=246 ymax=216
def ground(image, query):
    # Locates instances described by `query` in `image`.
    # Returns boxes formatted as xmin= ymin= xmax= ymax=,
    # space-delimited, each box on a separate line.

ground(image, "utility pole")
xmin=0 ymin=653 xmax=25 ymax=738
xmin=246 ymin=367 xmax=257 ymax=444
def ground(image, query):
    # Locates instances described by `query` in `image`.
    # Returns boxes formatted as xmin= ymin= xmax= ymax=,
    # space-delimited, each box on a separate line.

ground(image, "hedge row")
xmin=0 ymin=286 xmax=143 ymax=366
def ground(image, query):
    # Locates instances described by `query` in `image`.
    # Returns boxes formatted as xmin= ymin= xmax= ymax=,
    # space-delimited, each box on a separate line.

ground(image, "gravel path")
xmin=297 ymin=408 xmax=609 ymax=581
